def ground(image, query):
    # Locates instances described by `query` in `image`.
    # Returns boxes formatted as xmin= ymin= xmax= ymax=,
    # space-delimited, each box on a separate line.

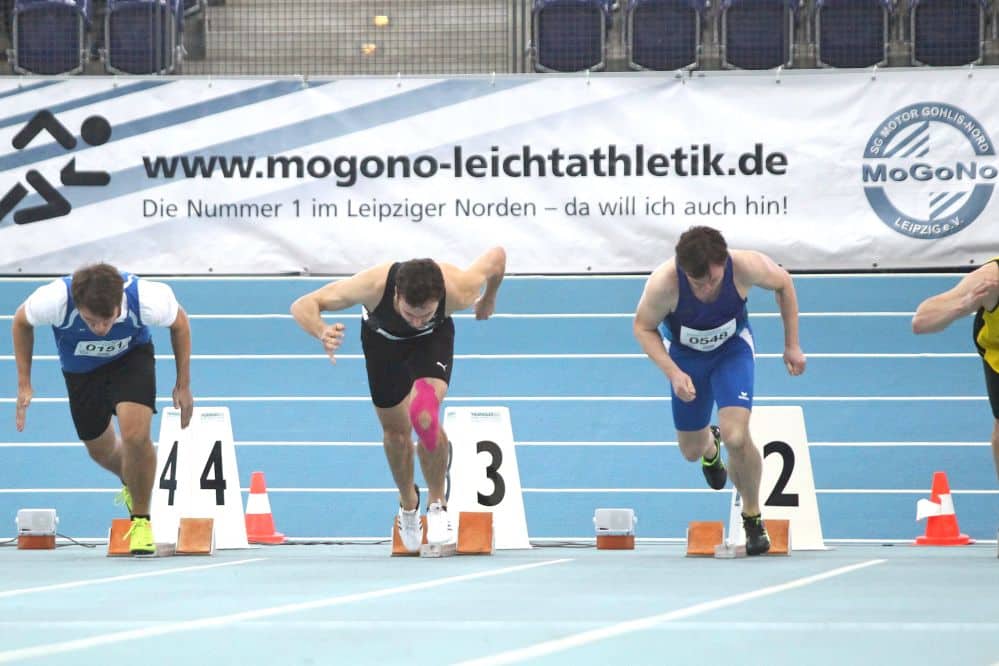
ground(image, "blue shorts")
xmin=667 ymin=329 xmax=755 ymax=432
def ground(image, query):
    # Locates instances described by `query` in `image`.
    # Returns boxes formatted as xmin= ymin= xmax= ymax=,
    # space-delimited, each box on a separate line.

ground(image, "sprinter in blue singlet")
xmin=634 ymin=226 xmax=806 ymax=555
xmin=12 ymin=263 xmax=193 ymax=556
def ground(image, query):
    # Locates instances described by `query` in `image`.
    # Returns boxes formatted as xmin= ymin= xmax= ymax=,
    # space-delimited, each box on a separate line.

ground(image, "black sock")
xmin=130 ymin=514 xmax=150 ymax=521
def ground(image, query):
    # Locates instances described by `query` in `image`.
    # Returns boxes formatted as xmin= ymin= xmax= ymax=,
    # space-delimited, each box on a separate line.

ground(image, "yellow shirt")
xmin=974 ymin=258 xmax=999 ymax=371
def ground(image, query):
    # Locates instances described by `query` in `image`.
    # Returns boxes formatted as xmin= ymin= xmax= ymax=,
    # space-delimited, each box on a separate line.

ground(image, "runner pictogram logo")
xmin=0 ymin=110 xmax=112 ymax=225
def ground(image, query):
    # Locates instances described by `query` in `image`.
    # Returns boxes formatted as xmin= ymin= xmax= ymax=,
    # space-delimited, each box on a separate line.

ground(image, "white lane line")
xmin=455 ymin=559 xmax=885 ymax=666
xmin=0 ymin=558 xmax=571 ymax=663
xmin=3 ymin=619 xmax=996 ymax=631
xmin=0 ymin=559 xmax=266 ymax=599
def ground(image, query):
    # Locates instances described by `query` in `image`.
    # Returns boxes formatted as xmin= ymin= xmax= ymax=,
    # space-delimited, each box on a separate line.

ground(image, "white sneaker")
xmin=396 ymin=506 xmax=422 ymax=552
xmin=426 ymin=501 xmax=453 ymax=545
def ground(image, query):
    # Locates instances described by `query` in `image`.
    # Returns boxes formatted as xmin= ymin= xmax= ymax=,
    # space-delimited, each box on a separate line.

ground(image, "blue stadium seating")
xmin=816 ymin=0 xmax=891 ymax=68
xmin=626 ymin=0 xmax=706 ymax=71
xmin=533 ymin=0 xmax=607 ymax=72
xmin=10 ymin=0 xmax=89 ymax=75
xmin=104 ymin=0 xmax=183 ymax=74
xmin=911 ymin=0 xmax=985 ymax=66
xmin=721 ymin=0 xmax=798 ymax=70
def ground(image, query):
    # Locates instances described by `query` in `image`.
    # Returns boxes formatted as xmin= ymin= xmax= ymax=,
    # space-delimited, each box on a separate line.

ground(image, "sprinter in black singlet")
xmin=291 ymin=248 xmax=506 ymax=552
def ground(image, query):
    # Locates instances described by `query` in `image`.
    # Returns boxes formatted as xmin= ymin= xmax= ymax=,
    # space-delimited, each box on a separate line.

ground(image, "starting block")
xmin=420 ymin=541 xmax=458 ymax=558
xmin=176 ymin=518 xmax=215 ymax=555
xmin=392 ymin=512 xmax=497 ymax=557
xmin=764 ymin=519 xmax=790 ymax=555
xmin=714 ymin=542 xmax=747 ymax=559
xmin=107 ymin=518 xmax=133 ymax=557
xmin=457 ymin=512 xmax=495 ymax=555
xmin=687 ymin=518 xmax=791 ymax=558
xmin=715 ymin=519 xmax=790 ymax=557
xmin=391 ymin=515 xmax=428 ymax=556
xmin=685 ymin=521 xmax=724 ymax=557
xmin=108 ymin=517 xmax=215 ymax=557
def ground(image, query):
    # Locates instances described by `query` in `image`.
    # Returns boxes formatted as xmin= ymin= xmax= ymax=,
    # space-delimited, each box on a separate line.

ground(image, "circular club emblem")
xmin=862 ymin=102 xmax=995 ymax=239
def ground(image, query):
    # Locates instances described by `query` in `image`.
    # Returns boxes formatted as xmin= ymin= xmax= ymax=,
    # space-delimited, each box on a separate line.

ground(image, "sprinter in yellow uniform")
xmin=913 ymin=258 xmax=999 ymax=483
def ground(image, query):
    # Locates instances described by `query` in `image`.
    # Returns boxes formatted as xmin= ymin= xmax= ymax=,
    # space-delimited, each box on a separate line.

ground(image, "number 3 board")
xmin=443 ymin=406 xmax=531 ymax=549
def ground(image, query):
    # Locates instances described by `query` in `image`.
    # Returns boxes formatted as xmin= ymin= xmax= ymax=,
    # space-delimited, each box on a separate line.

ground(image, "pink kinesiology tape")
xmin=409 ymin=379 xmax=440 ymax=451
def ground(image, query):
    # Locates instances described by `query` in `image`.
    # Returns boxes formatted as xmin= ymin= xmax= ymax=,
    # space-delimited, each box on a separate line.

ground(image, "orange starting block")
xmin=176 ymin=518 xmax=215 ymax=555
xmin=391 ymin=515 xmax=428 ymax=556
xmin=457 ymin=512 xmax=495 ymax=555
xmin=391 ymin=512 xmax=496 ymax=556
xmin=764 ymin=519 xmax=790 ymax=555
xmin=106 ymin=518 xmax=133 ymax=557
xmin=108 ymin=517 xmax=215 ymax=557
xmin=685 ymin=521 xmax=724 ymax=557
xmin=686 ymin=519 xmax=791 ymax=557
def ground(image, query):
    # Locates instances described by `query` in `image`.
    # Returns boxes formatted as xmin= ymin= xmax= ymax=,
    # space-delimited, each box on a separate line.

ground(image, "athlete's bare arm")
xmin=913 ymin=261 xmax=999 ymax=334
xmin=633 ymin=261 xmax=697 ymax=401
xmin=290 ymin=263 xmax=391 ymax=362
xmin=732 ymin=250 xmax=806 ymax=376
xmin=441 ymin=246 xmax=506 ymax=318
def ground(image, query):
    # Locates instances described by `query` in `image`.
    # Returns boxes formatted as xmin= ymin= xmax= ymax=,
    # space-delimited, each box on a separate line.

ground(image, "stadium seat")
xmin=104 ymin=0 xmax=183 ymax=74
xmin=720 ymin=0 xmax=798 ymax=70
xmin=10 ymin=0 xmax=90 ymax=75
xmin=533 ymin=0 xmax=608 ymax=72
xmin=816 ymin=0 xmax=891 ymax=68
xmin=911 ymin=0 xmax=985 ymax=66
xmin=2 ymin=0 xmax=13 ymax=41
xmin=626 ymin=0 xmax=706 ymax=71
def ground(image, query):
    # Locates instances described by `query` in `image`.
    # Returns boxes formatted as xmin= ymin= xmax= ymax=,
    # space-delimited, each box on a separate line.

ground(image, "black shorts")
xmin=360 ymin=319 xmax=454 ymax=408
xmin=62 ymin=343 xmax=157 ymax=441
xmin=983 ymin=358 xmax=999 ymax=420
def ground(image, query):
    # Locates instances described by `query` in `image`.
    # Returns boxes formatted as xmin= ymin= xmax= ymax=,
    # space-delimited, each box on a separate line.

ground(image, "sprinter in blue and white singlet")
xmin=12 ymin=263 xmax=193 ymax=556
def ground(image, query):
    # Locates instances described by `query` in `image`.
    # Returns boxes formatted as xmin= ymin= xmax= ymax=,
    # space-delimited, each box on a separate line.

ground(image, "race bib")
xmin=74 ymin=337 xmax=132 ymax=357
xmin=680 ymin=319 xmax=736 ymax=352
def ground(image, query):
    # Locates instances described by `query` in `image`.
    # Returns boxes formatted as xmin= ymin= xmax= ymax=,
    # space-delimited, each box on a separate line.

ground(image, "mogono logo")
xmin=0 ymin=110 xmax=111 ymax=225
xmin=862 ymin=102 xmax=995 ymax=239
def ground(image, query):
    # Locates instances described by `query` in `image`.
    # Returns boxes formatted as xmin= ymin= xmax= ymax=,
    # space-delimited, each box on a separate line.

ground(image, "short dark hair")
xmin=396 ymin=258 xmax=445 ymax=306
xmin=71 ymin=263 xmax=124 ymax=317
xmin=675 ymin=226 xmax=728 ymax=278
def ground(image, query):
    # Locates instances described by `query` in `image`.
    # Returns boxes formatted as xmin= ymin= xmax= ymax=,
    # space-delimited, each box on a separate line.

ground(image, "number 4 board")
xmin=151 ymin=407 xmax=249 ymax=549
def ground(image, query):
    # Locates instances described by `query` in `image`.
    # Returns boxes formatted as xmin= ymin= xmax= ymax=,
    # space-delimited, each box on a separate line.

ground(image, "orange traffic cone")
xmin=915 ymin=471 xmax=972 ymax=546
xmin=245 ymin=471 xmax=285 ymax=544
